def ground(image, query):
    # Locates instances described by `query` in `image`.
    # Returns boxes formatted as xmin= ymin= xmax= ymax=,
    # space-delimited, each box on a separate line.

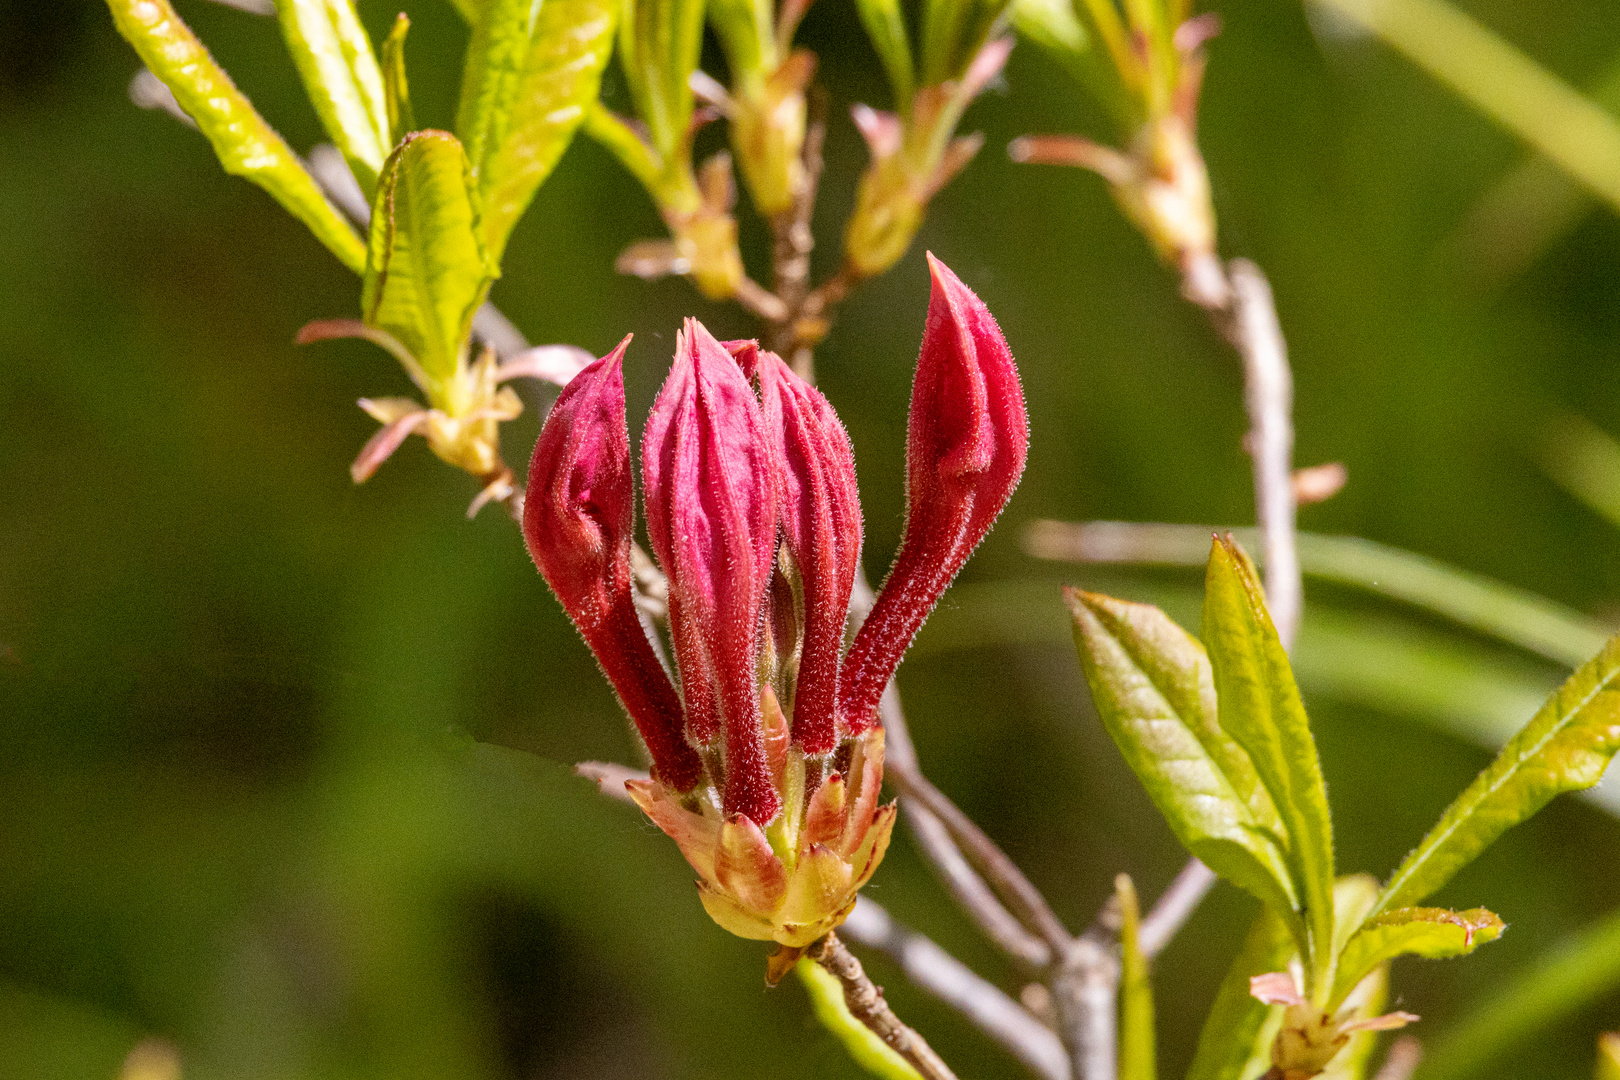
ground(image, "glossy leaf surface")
xmin=1333 ymin=906 xmax=1504 ymax=1009
xmin=458 ymin=0 xmax=618 ymax=261
xmin=276 ymin=0 xmax=391 ymax=194
xmin=1067 ymin=588 xmax=1301 ymax=932
xmin=1204 ymin=535 xmax=1337 ymax=981
xmin=361 ymin=131 xmax=495 ymax=391
xmin=1373 ymin=631 xmax=1620 ymax=917
xmin=105 ymin=0 xmax=365 ymax=272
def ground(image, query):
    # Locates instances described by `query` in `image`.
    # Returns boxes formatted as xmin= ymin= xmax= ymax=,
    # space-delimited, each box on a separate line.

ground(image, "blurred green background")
xmin=3 ymin=0 xmax=1620 ymax=1077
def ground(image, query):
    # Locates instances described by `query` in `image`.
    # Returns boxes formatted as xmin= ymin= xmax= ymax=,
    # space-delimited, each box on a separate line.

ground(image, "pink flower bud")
xmin=758 ymin=350 xmax=862 ymax=755
xmin=523 ymin=338 xmax=704 ymax=791
xmin=643 ymin=319 xmax=783 ymax=824
xmin=840 ymin=254 xmax=1028 ymax=729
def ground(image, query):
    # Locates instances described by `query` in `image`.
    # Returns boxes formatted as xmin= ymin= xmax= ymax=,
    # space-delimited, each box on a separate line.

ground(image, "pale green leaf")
xmin=1066 ymin=589 xmax=1301 ymax=942
xmin=582 ymin=101 xmax=662 ymax=189
xmin=459 ymin=0 xmax=618 ymax=262
xmin=1332 ymin=907 xmax=1504 ymax=1009
xmin=620 ymin=0 xmax=707 ymax=158
xmin=381 ymin=14 xmax=415 ymax=146
xmin=1204 ymin=536 xmax=1337 ymax=986
xmin=854 ymin=0 xmax=914 ymax=107
xmin=796 ymin=959 xmax=925 ymax=1080
xmin=361 ymin=131 xmax=496 ymax=390
xmin=1117 ymin=875 xmax=1157 ymax=1080
xmin=1373 ymin=632 xmax=1620 ymax=918
xmin=446 ymin=0 xmax=487 ymax=22
xmin=1185 ymin=905 xmax=1294 ymax=1080
xmin=276 ymin=0 xmax=391 ymax=195
xmin=105 ymin=0 xmax=365 ymax=273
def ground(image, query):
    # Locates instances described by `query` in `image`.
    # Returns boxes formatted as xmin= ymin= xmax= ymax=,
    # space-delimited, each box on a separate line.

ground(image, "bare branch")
xmin=811 ymin=933 xmax=962 ymax=1080
xmin=1138 ymin=859 xmax=1217 ymax=959
xmin=843 ymin=899 xmax=1071 ymax=1080
xmin=1049 ymin=938 xmax=1118 ymax=1080
xmin=1226 ymin=259 xmax=1302 ymax=649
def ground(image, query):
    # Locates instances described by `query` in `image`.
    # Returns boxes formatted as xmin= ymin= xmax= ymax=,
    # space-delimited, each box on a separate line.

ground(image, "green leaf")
xmin=708 ymin=0 xmax=775 ymax=81
xmin=1117 ymin=875 xmax=1157 ymax=1080
xmin=1373 ymin=631 xmax=1620 ymax=918
xmin=1184 ymin=905 xmax=1295 ymax=1080
xmin=582 ymin=101 xmax=662 ymax=189
xmin=854 ymin=0 xmax=914 ymax=108
xmin=381 ymin=14 xmax=416 ymax=146
xmin=445 ymin=0 xmax=487 ymax=22
xmin=1417 ymin=906 xmax=1620 ymax=1080
xmin=619 ymin=0 xmax=707 ymax=159
xmin=920 ymin=0 xmax=1014 ymax=86
xmin=361 ymin=131 xmax=496 ymax=392
xmin=1066 ymin=588 xmax=1302 ymax=941
xmin=1204 ymin=536 xmax=1337 ymax=989
xmin=1332 ymin=907 xmax=1504 ymax=1010
xmin=276 ymin=0 xmax=392 ymax=195
xmin=104 ymin=0 xmax=365 ymax=273
xmin=796 ymin=959 xmax=925 ymax=1080
xmin=458 ymin=0 xmax=618 ymax=262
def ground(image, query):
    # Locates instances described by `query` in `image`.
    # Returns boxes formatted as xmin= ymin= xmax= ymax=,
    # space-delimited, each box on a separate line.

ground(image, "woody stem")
xmin=811 ymin=932 xmax=961 ymax=1080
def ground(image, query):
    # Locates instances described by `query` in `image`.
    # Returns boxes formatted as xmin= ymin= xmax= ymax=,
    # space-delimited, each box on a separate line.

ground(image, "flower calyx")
xmin=1249 ymin=971 xmax=1419 ymax=1080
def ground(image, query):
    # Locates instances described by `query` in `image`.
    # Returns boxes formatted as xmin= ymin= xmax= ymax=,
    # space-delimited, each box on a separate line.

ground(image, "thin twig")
xmin=1137 ymin=859 xmax=1217 ymax=958
xmin=842 ymin=898 xmax=1071 ymax=1080
xmin=1049 ymin=937 xmax=1118 ymax=1080
xmin=811 ymin=932 xmax=962 ymax=1080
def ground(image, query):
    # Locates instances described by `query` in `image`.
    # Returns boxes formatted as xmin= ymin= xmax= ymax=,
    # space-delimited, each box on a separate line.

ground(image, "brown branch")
xmin=811 ymin=932 xmax=962 ymax=1080
xmin=1138 ymin=858 xmax=1218 ymax=959
xmin=842 ymin=899 xmax=1070 ymax=1080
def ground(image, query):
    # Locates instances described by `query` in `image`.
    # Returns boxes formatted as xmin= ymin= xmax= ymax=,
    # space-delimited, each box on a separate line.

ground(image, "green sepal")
xmin=1332 ymin=907 xmax=1504 ymax=1010
xmin=361 ymin=131 xmax=496 ymax=396
xmin=1372 ymin=631 xmax=1620 ymax=919
xmin=1204 ymin=535 xmax=1338 ymax=992
xmin=1066 ymin=588 xmax=1302 ymax=944
xmin=275 ymin=0 xmax=391 ymax=195
xmin=105 ymin=0 xmax=366 ymax=273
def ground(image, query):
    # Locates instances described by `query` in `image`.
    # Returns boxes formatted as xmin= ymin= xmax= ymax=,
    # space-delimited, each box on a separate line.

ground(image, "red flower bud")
xmin=523 ymin=338 xmax=704 ymax=791
xmin=758 ymin=350 xmax=862 ymax=755
xmin=643 ymin=319 xmax=783 ymax=824
xmin=840 ymin=254 xmax=1028 ymax=729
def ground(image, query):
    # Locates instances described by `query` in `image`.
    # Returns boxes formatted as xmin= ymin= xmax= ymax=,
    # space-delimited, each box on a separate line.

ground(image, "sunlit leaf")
xmin=445 ymin=0 xmax=487 ymax=22
xmin=1373 ymin=632 xmax=1620 ymax=918
xmin=854 ymin=0 xmax=914 ymax=107
xmin=1598 ymin=1033 xmax=1620 ymax=1080
xmin=275 ymin=0 xmax=391 ymax=194
xmin=1066 ymin=589 xmax=1302 ymax=940
xmin=1117 ymin=874 xmax=1157 ymax=1080
xmin=104 ymin=0 xmax=365 ymax=272
xmin=381 ymin=14 xmax=415 ymax=146
xmin=796 ymin=959 xmax=925 ymax=1080
xmin=1332 ymin=907 xmax=1504 ymax=1009
xmin=361 ymin=131 xmax=496 ymax=391
xmin=458 ymin=0 xmax=618 ymax=261
xmin=619 ymin=0 xmax=707 ymax=158
xmin=1184 ymin=905 xmax=1294 ymax=1080
xmin=1204 ymin=536 xmax=1337 ymax=984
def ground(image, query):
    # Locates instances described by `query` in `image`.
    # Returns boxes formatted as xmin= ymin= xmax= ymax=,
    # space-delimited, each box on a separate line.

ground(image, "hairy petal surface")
xmin=524 ymin=339 xmax=702 ymax=790
xmin=643 ymin=319 xmax=783 ymax=822
xmin=841 ymin=254 xmax=1028 ymax=728
xmin=759 ymin=350 xmax=862 ymax=753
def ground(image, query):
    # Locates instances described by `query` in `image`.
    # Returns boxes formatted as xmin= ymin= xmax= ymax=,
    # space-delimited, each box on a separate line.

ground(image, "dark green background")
xmin=2 ymin=0 xmax=1618 ymax=1077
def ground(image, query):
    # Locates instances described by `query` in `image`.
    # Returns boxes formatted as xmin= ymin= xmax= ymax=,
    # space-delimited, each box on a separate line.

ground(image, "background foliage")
xmin=2 ymin=0 xmax=1619 ymax=1077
